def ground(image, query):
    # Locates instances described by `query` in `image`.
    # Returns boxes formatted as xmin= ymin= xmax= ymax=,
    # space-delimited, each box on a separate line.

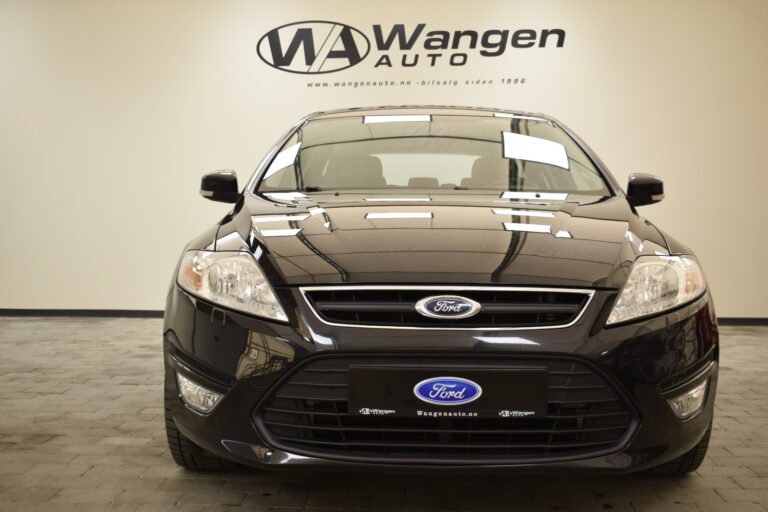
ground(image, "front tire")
xmin=648 ymin=419 xmax=712 ymax=475
xmin=164 ymin=386 xmax=239 ymax=471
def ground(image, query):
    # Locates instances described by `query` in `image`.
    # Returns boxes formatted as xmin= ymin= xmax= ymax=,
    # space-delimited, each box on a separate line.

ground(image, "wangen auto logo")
xmin=414 ymin=377 xmax=482 ymax=406
xmin=415 ymin=295 xmax=481 ymax=319
xmin=257 ymin=21 xmax=370 ymax=74
xmin=258 ymin=22 xmax=567 ymax=74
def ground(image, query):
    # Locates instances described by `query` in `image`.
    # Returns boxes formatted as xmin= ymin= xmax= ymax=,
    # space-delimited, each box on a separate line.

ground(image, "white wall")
xmin=0 ymin=0 xmax=766 ymax=316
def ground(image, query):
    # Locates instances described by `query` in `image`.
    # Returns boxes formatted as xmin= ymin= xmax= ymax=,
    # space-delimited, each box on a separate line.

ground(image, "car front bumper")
xmin=163 ymin=285 xmax=718 ymax=473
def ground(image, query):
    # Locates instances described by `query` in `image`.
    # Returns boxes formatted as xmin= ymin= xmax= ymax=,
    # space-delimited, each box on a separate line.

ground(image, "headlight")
xmin=177 ymin=250 xmax=288 ymax=322
xmin=606 ymin=255 xmax=706 ymax=325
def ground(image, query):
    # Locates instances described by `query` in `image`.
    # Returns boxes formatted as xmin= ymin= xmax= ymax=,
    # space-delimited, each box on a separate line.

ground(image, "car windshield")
xmin=255 ymin=113 xmax=611 ymax=198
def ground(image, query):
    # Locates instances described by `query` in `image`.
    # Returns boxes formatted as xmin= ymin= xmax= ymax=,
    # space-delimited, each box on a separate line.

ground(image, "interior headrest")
xmin=408 ymin=177 xmax=440 ymax=188
xmin=469 ymin=157 xmax=511 ymax=188
xmin=323 ymin=155 xmax=385 ymax=187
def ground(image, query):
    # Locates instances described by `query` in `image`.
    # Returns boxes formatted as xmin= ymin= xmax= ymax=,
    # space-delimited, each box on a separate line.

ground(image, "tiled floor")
xmin=0 ymin=317 xmax=766 ymax=511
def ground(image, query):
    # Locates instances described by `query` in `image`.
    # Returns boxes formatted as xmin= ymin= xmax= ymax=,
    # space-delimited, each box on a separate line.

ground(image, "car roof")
xmin=304 ymin=106 xmax=555 ymax=122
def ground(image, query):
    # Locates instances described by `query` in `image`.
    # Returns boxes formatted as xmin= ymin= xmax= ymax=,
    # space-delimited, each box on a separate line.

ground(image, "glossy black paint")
xmin=214 ymin=193 xmax=668 ymax=288
xmin=164 ymin=107 xmax=718 ymax=472
xmin=200 ymin=170 xmax=239 ymax=203
xmin=627 ymin=173 xmax=665 ymax=207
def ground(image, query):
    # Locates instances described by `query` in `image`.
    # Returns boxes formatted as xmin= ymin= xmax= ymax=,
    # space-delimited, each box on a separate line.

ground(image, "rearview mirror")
xmin=200 ymin=170 xmax=239 ymax=203
xmin=627 ymin=173 xmax=664 ymax=207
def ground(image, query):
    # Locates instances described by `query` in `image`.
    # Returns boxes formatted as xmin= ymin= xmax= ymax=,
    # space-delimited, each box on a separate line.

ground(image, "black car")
xmin=164 ymin=106 xmax=717 ymax=474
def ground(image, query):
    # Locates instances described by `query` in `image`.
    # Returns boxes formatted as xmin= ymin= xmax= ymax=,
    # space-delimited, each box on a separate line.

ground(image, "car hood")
xmin=212 ymin=193 xmax=670 ymax=289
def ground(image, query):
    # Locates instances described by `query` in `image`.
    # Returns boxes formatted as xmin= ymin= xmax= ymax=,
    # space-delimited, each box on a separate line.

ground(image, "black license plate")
xmin=348 ymin=366 xmax=548 ymax=418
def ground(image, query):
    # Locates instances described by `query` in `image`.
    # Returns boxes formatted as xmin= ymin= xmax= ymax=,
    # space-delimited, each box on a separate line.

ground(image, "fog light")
xmin=668 ymin=380 xmax=708 ymax=419
xmin=177 ymin=373 xmax=222 ymax=413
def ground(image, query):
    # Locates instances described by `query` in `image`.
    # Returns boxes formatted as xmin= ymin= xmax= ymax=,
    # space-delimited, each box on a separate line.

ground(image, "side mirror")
xmin=627 ymin=173 xmax=664 ymax=207
xmin=200 ymin=170 xmax=239 ymax=203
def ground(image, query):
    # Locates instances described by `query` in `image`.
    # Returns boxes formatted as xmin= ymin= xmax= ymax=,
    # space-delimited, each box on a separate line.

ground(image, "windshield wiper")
xmin=302 ymin=186 xmax=342 ymax=196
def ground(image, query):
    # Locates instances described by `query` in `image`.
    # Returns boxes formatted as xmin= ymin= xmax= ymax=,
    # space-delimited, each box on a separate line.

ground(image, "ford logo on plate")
xmin=414 ymin=377 xmax=483 ymax=406
xmin=415 ymin=295 xmax=481 ymax=319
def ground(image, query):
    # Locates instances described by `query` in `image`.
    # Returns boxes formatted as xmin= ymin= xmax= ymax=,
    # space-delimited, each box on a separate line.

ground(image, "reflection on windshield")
xmin=364 ymin=196 xmax=432 ymax=202
xmin=502 ymin=132 xmax=569 ymax=170
xmin=263 ymin=142 xmax=301 ymax=179
xmin=363 ymin=114 xmax=431 ymax=124
xmin=365 ymin=212 xmax=433 ymax=220
xmin=257 ymin=113 xmax=610 ymax=202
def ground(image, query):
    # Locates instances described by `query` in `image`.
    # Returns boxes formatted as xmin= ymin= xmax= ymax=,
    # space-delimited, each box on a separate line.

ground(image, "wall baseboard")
xmin=0 ymin=309 xmax=767 ymax=325
xmin=0 ymin=309 xmax=164 ymax=318
xmin=718 ymin=317 xmax=768 ymax=326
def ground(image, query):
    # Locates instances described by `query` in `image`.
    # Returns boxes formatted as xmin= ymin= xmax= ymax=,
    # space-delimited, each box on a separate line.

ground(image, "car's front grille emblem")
xmin=414 ymin=295 xmax=481 ymax=320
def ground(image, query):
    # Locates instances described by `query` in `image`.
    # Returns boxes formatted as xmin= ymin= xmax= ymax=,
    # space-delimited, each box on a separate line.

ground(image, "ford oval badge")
xmin=415 ymin=295 xmax=481 ymax=319
xmin=414 ymin=376 xmax=483 ymax=406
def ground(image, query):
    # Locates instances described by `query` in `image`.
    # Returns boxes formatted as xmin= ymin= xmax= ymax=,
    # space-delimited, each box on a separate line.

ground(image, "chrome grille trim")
xmin=299 ymin=286 xmax=595 ymax=331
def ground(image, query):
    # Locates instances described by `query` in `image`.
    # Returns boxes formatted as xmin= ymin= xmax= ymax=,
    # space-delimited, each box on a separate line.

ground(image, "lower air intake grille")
xmin=302 ymin=287 xmax=592 ymax=329
xmin=256 ymin=355 xmax=636 ymax=465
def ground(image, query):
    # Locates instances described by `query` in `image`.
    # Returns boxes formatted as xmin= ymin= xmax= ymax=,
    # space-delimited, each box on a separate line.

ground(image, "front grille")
xmin=302 ymin=287 xmax=592 ymax=329
xmin=256 ymin=355 xmax=636 ymax=464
